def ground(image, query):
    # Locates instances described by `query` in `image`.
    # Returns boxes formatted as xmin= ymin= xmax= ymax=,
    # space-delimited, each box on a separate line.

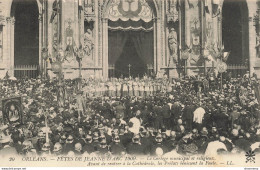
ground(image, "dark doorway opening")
xmin=108 ymin=29 xmax=154 ymax=78
xmin=12 ymin=0 xmax=39 ymax=66
xmin=222 ymin=0 xmax=249 ymax=65
xmin=115 ymin=38 xmax=147 ymax=78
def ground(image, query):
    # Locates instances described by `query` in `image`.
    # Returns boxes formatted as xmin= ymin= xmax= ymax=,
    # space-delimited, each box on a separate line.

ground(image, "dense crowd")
xmin=0 ymin=72 xmax=260 ymax=157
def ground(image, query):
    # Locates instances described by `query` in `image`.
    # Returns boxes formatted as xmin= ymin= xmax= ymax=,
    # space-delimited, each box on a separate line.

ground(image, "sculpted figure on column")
xmin=84 ymin=29 xmax=94 ymax=56
xmin=168 ymin=27 xmax=178 ymax=63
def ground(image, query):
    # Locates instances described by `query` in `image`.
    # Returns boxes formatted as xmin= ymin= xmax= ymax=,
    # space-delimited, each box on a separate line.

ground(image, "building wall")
xmin=0 ymin=0 xmax=260 ymax=79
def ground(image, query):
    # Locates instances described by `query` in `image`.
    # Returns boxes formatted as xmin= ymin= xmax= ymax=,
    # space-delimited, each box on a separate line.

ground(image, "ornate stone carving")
xmin=84 ymin=28 xmax=94 ymax=56
xmin=107 ymin=0 xmax=153 ymax=22
xmin=11 ymin=17 xmax=15 ymax=25
xmin=6 ymin=17 xmax=11 ymax=23
xmin=84 ymin=0 xmax=95 ymax=22
xmin=38 ymin=15 xmax=43 ymax=22
xmin=101 ymin=18 xmax=108 ymax=23
xmin=0 ymin=15 xmax=6 ymax=25
xmin=168 ymin=27 xmax=178 ymax=63
xmin=167 ymin=0 xmax=179 ymax=23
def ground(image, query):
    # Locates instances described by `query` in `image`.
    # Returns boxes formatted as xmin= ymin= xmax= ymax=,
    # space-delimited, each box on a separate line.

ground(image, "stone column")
xmin=185 ymin=0 xmax=190 ymax=76
xmin=217 ymin=16 xmax=222 ymax=46
xmin=153 ymin=17 xmax=157 ymax=72
xmin=161 ymin=0 xmax=166 ymax=67
xmin=2 ymin=20 xmax=7 ymax=68
xmin=39 ymin=15 xmax=43 ymax=74
xmin=5 ymin=17 xmax=11 ymax=75
xmin=102 ymin=18 xmax=108 ymax=79
xmin=11 ymin=17 xmax=15 ymax=70
xmin=9 ymin=17 xmax=15 ymax=76
xmin=156 ymin=17 xmax=162 ymax=73
xmin=247 ymin=1 xmax=258 ymax=76
xmin=94 ymin=1 xmax=99 ymax=67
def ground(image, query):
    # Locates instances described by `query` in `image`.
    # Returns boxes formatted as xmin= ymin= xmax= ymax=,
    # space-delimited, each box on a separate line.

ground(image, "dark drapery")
xmin=130 ymin=31 xmax=153 ymax=65
xmin=108 ymin=30 xmax=153 ymax=66
xmin=108 ymin=31 xmax=129 ymax=65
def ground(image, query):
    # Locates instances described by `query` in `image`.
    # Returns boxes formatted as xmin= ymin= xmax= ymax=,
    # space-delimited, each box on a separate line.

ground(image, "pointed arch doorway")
xmin=11 ymin=0 xmax=39 ymax=78
xmin=222 ymin=0 xmax=249 ymax=65
xmin=107 ymin=0 xmax=155 ymax=78
xmin=102 ymin=0 xmax=160 ymax=79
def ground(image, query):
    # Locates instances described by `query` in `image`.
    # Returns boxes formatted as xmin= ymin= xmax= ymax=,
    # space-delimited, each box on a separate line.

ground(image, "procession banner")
xmin=1 ymin=97 xmax=23 ymax=125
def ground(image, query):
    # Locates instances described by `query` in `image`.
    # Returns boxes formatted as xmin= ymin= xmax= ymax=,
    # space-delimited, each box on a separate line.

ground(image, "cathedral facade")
xmin=0 ymin=0 xmax=259 ymax=79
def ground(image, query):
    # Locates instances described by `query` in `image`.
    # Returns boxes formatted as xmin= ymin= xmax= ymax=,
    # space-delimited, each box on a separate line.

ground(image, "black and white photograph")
xmin=0 ymin=0 xmax=260 ymax=168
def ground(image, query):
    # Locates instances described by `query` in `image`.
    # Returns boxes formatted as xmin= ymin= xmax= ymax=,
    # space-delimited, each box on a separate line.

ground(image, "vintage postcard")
xmin=0 ymin=0 xmax=260 ymax=168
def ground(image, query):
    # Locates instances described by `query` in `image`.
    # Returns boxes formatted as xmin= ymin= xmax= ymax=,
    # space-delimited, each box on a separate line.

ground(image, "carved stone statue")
xmin=256 ymin=34 xmax=260 ymax=58
xmin=168 ymin=28 xmax=178 ymax=63
xmin=84 ymin=29 xmax=94 ymax=56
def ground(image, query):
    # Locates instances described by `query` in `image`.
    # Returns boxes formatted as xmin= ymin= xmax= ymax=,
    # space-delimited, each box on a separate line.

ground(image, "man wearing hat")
xmin=182 ymin=102 xmax=195 ymax=131
xmin=126 ymin=134 xmax=145 ymax=155
xmin=82 ymin=134 xmax=95 ymax=154
xmin=150 ymin=133 xmax=169 ymax=156
xmin=63 ymin=135 xmax=75 ymax=154
xmin=110 ymin=134 xmax=126 ymax=155
xmin=96 ymin=138 xmax=109 ymax=155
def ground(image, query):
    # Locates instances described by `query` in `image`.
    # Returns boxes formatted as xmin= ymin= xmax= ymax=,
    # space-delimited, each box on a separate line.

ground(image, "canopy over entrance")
xmin=107 ymin=0 xmax=154 ymax=78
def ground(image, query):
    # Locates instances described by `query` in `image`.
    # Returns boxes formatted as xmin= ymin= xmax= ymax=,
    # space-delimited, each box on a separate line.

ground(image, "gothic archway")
xmin=222 ymin=0 xmax=249 ymax=65
xmin=11 ymin=0 xmax=39 ymax=66
xmin=101 ymin=0 xmax=161 ymax=78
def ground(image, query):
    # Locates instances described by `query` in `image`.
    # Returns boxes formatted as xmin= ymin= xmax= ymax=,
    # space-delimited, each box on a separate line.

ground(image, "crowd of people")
xmin=0 ymin=71 xmax=260 ymax=158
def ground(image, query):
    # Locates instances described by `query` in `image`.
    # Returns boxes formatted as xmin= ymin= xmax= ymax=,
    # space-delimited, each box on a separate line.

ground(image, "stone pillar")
xmin=185 ymin=0 xmax=190 ymax=76
xmin=48 ymin=0 xmax=53 ymax=70
xmin=217 ymin=16 xmax=222 ymax=46
xmin=94 ymin=1 xmax=99 ymax=67
xmin=11 ymin=17 xmax=15 ymax=73
xmin=161 ymin=0 xmax=166 ymax=67
xmin=2 ymin=20 xmax=8 ymax=69
xmin=153 ymin=18 xmax=157 ymax=72
xmin=247 ymin=1 xmax=258 ymax=76
xmin=156 ymin=17 xmax=161 ymax=73
xmin=5 ymin=17 xmax=11 ymax=75
xmin=39 ymin=15 xmax=43 ymax=74
xmin=102 ymin=18 xmax=108 ymax=79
